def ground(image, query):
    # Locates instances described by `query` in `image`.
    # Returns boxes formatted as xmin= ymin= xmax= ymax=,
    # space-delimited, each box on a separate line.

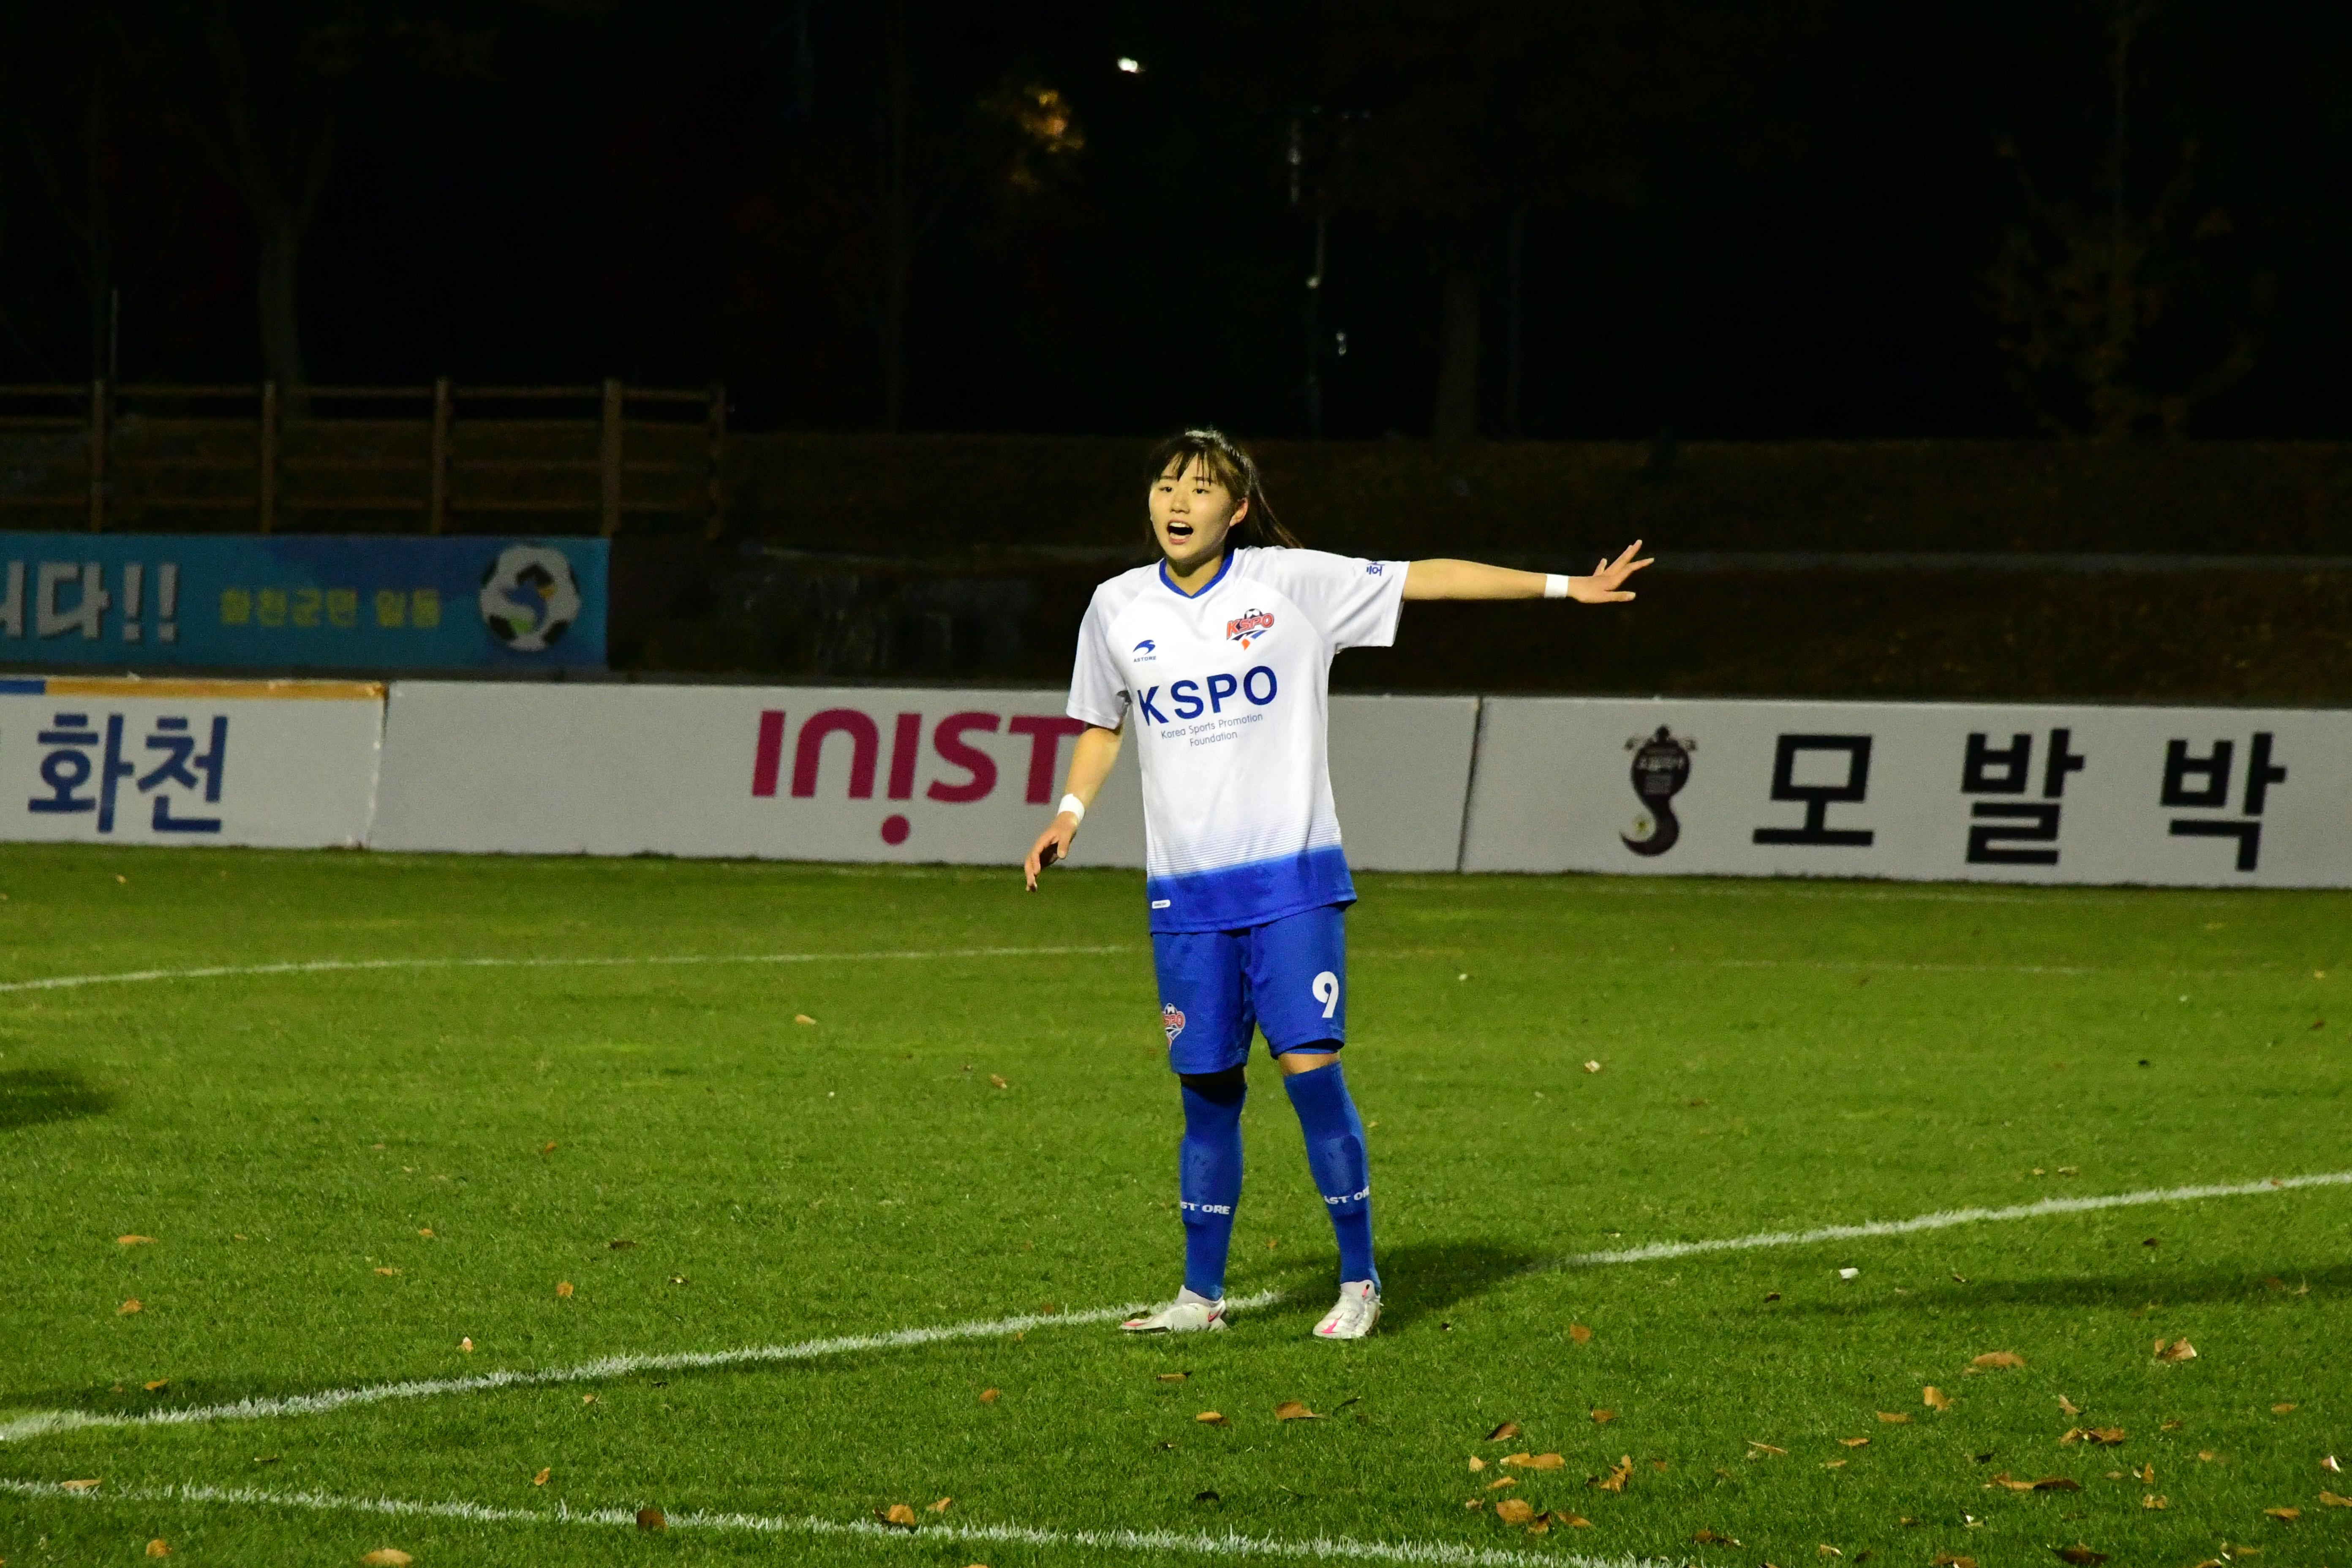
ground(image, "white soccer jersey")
xmin=1067 ymin=546 xmax=1409 ymax=932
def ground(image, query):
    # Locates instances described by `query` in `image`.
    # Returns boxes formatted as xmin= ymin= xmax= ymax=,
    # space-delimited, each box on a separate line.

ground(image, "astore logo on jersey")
xmin=1225 ymin=608 xmax=1274 ymax=648
xmin=1136 ymin=665 xmax=1279 ymax=724
xmin=1132 ymin=638 xmax=1158 ymax=662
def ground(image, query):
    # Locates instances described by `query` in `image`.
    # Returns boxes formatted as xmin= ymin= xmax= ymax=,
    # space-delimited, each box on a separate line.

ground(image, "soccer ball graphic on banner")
xmin=478 ymin=544 xmax=584 ymax=651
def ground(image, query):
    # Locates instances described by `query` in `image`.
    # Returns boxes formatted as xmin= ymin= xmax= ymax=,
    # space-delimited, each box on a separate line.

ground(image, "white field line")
xmin=10 ymin=1171 xmax=2348 ymax=1448
xmin=0 ymin=1291 xmax=1283 ymax=1445
xmin=0 ymin=1477 xmax=1650 ymax=1568
xmin=0 ymin=944 xmax=1129 ymax=997
xmin=1556 ymin=1170 xmax=2352 ymax=1268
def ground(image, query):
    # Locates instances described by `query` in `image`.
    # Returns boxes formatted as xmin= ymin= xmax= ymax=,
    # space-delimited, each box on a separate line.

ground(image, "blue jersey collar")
xmin=1159 ymin=549 xmax=1234 ymax=599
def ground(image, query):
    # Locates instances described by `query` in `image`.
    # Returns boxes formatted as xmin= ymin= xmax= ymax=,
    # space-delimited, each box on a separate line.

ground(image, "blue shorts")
xmin=1152 ymin=903 xmax=1347 ymax=1075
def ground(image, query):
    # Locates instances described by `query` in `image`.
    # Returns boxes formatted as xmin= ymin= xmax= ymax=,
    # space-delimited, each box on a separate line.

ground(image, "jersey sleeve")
xmin=1065 ymin=588 xmax=1130 ymax=729
xmin=1263 ymin=548 xmax=1410 ymax=650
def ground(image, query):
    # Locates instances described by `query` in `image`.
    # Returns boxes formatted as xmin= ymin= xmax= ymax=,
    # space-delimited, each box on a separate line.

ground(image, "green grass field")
xmin=1 ymin=844 xmax=2347 ymax=1568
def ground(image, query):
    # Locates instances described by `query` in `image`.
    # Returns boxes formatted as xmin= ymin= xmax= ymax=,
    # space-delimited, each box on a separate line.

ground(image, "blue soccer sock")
xmin=1177 ymin=1071 xmax=1247 ymax=1300
xmin=1282 ymin=1058 xmax=1378 ymax=1288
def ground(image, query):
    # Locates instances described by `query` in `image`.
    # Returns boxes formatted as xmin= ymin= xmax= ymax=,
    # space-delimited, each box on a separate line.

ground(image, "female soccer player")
xmin=1025 ymin=428 xmax=1649 ymax=1339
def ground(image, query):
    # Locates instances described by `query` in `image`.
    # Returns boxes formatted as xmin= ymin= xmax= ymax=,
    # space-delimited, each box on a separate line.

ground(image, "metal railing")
xmin=0 ymin=379 xmax=727 ymax=538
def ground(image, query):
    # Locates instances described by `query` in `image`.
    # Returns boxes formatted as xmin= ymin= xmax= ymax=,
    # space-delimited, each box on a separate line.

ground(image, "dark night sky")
xmin=3 ymin=0 xmax=2345 ymax=440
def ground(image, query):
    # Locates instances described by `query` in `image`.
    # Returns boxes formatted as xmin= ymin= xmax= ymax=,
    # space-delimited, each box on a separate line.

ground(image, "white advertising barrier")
xmin=1463 ymin=697 xmax=2352 ymax=887
xmin=0 ymin=675 xmax=383 ymax=848
xmin=370 ymin=682 xmax=1478 ymax=869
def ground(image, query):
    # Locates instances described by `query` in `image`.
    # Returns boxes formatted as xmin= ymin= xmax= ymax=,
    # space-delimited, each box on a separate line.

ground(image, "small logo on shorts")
xmin=1161 ymin=1002 xmax=1187 ymax=1043
xmin=1225 ymin=608 xmax=1274 ymax=648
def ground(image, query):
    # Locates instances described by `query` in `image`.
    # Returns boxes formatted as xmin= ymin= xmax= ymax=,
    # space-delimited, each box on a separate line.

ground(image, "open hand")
xmin=1570 ymin=539 xmax=1653 ymax=604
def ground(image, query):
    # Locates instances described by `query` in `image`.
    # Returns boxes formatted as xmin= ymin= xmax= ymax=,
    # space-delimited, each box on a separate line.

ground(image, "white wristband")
xmin=1544 ymin=573 xmax=1572 ymax=600
xmin=1058 ymin=793 xmax=1086 ymax=825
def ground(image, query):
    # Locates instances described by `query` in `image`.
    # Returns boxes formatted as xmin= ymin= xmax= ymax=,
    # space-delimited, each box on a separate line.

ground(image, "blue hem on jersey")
xmin=1157 ymin=550 xmax=1234 ymax=599
xmin=1145 ymin=845 xmax=1356 ymax=934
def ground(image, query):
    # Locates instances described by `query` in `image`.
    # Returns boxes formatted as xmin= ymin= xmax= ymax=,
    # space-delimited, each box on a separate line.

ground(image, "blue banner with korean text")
xmin=0 ymin=532 xmax=606 ymax=670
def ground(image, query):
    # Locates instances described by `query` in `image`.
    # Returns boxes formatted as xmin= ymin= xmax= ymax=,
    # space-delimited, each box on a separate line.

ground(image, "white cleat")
xmin=1121 ymin=1287 xmax=1228 ymax=1334
xmin=1313 ymin=1279 xmax=1381 ymax=1339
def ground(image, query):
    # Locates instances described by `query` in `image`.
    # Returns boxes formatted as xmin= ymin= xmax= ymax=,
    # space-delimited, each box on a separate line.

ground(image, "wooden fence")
xmin=0 ymin=380 xmax=726 ymax=537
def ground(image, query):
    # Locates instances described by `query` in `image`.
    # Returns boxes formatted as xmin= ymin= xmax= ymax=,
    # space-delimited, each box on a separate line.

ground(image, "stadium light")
xmin=1116 ymin=56 xmax=1143 ymax=74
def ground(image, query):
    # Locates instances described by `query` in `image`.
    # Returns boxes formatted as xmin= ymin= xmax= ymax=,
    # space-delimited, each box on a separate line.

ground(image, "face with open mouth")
xmin=1149 ymin=453 xmax=1248 ymax=580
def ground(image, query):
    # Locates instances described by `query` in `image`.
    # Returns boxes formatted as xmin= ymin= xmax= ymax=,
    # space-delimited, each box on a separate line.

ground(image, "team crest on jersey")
xmin=1225 ymin=608 xmax=1275 ymax=648
xmin=1161 ymin=1002 xmax=1187 ymax=1043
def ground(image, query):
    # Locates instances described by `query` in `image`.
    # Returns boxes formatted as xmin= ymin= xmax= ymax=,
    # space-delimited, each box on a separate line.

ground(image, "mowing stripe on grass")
xmin=0 ymin=944 xmax=1129 ymax=997
xmin=0 ymin=1291 xmax=1286 ymax=1445
xmin=0 ymin=1477 xmax=1641 ymax=1568
xmin=1556 ymin=1170 xmax=2352 ymax=1269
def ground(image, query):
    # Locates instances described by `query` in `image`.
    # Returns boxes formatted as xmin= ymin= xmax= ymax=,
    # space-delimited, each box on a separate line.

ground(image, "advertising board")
xmin=1462 ymin=697 xmax=2352 ymax=887
xmin=370 ymin=683 xmax=1478 ymax=871
xmin=0 ymin=533 xmax=607 ymax=670
xmin=0 ymin=675 xmax=384 ymax=848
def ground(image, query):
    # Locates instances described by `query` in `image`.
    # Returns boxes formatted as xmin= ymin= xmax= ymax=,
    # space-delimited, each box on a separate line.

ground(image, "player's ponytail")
xmin=1144 ymin=427 xmax=1303 ymax=553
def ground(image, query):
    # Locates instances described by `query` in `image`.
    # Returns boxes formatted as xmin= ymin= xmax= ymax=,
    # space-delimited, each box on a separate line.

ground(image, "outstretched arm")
xmin=1024 ymin=722 xmax=1123 ymax=890
xmin=1402 ymin=540 xmax=1652 ymax=603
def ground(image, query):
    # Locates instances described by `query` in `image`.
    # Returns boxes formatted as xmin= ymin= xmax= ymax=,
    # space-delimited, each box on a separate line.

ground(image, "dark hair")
xmin=1143 ymin=427 xmax=1303 ymax=554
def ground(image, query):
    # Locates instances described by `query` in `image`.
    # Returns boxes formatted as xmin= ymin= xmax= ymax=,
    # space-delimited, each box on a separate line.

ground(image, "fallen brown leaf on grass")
xmin=989 ymin=1075 xmax=1008 ymax=1089
xmin=2154 ymin=1337 xmax=2197 ymax=1362
xmin=533 ymin=1467 xmax=550 ymax=1486
xmin=1929 ymin=1555 xmax=1974 ymax=1568
xmin=1274 ymin=1401 xmax=1323 ymax=1421
xmin=1923 ymin=1386 xmax=1952 ymax=1410
xmin=1486 ymin=1476 xmax=1517 ymax=1491
xmin=1195 ymin=1411 xmax=1228 ymax=1425
xmin=2271 ymin=1402 xmax=2296 ymax=1414
xmin=2265 ymin=1508 xmax=2300 ymax=1521
xmin=1693 ymin=1529 xmax=1744 ymax=1546
xmin=1554 ymin=1513 xmax=1593 ymax=1528
xmin=541 ymin=1141 xmax=557 ymax=1155
xmin=979 ymin=1388 xmax=1000 ymax=1404
xmin=373 ymin=1267 xmax=399 ymax=1277
xmin=59 ymin=1479 xmax=99 ymax=1491
xmin=144 ymin=1379 xmax=168 ymax=1392
xmin=1839 ymin=1437 xmax=1870 ymax=1449
xmin=359 ymin=1552 xmax=413 ymax=1567
xmin=2329 ymin=1456 xmax=2347 ymax=1473
xmin=556 ymin=1281 xmax=574 ymax=1299
xmin=635 ymin=1508 xmax=667 ymax=1531
xmin=2161 ymin=1418 xmax=2184 ymax=1431
xmin=1503 ymin=1452 xmax=1565 ymax=1470
xmin=117 ymin=1235 xmax=155 ymax=1246
xmin=2053 ymin=1547 xmax=2108 ymax=1565
xmin=1818 ymin=1547 xmax=1842 ymax=1558
xmin=118 ymin=1299 xmax=142 ymax=1315
xmin=1464 ymin=1498 xmax=1483 ymax=1511
xmin=879 ymin=1504 xmax=918 ymax=1528
xmin=1590 ymin=1454 xmax=1633 ymax=1492
xmin=1591 ymin=1408 xmax=1617 ymax=1424
xmin=929 ymin=1497 xmax=953 ymax=1514
xmin=459 ymin=1337 xmax=473 ymax=1353
xmin=2320 ymin=1490 xmax=2352 ymax=1508
xmin=1876 ymin=1412 xmax=1911 ymax=1424
xmin=1495 ymin=1498 xmax=1535 ymax=1526
xmin=1467 ymin=1456 xmax=1486 ymax=1472
xmin=1485 ymin=1421 xmax=1521 ymax=1441
xmin=145 ymin=1540 xmax=169 ymax=1557
xmin=1822 ymin=1459 xmax=1847 ymax=1470
xmin=1157 ymin=1372 xmax=1188 ymax=1383
xmin=2061 ymin=1426 xmax=2126 ymax=1446
xmin=2058 ymin=1395 xmax=2081 ymax=1416
xmin=1747 ymin=1440 xmax=1787 ymax=1456
xmin=2143 ymin=1494 xmax=2167 ymax=1510
xmin=582 ymin=1393 xmax=599 ymax=1405
xmin=1569 ymin=1323 xmax=1593 ymax=1344
xmin=793 ymin=1014 xmax=815 ymax=1025
xmin=2199 ymin=1451 xmax=2221 ymax=1462
xmin=1582 ymin=1060 xmax=1601 ymax=1073
xmin=2134 ymin=1463 xmax=2156 ymax=1482
xmin=1973 ymin=1351 xmax=2025 ymax=1369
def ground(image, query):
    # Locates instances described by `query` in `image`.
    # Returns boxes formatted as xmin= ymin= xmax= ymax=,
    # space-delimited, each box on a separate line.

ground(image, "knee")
xmin=1179 ymin=1067 xmax=1247 ymax=1107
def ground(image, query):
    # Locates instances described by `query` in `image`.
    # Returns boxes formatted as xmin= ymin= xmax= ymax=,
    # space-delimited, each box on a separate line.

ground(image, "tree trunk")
xmin=1433 ymin=263 xmax=1481 ymax=441
xmin=255 ymin=207 xmax=308 ymax=410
